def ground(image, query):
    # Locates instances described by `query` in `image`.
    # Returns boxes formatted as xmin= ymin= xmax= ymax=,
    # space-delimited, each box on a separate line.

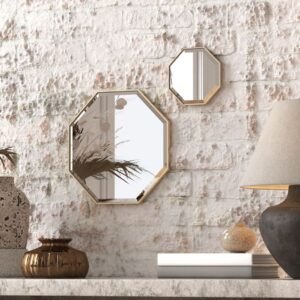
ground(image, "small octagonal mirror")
xmin=169 ymin=47 xmax=221 ymax=105
xmin=70 ymin=90 xmax=169 ymax=204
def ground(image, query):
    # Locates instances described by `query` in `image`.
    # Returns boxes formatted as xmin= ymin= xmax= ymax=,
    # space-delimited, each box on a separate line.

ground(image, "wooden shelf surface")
xmin=0 ymin=278 xmax=297 ymax=298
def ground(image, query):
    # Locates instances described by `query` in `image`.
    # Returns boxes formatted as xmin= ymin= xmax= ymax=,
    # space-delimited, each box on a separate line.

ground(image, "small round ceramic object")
xmin=221 ymin=220 xmax=257 ymax=253
xmin=115 ymin=98 xmax=127 ymax=110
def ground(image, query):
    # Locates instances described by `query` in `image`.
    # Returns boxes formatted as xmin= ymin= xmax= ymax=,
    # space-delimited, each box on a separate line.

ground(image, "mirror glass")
xmin=70 ymin=91 xmax=169 ymax=204
xmin=169 ymin=47 xmax=221 ymax=105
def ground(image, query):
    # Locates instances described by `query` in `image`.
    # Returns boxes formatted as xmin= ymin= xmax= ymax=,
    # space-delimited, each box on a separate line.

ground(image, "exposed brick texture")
xmin=0 ymin=0 xmax=294 ymax=277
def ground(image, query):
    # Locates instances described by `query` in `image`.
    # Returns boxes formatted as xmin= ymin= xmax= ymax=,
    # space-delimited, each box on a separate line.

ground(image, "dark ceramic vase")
xmin=260 ymin=185 xmax=300 ymax=278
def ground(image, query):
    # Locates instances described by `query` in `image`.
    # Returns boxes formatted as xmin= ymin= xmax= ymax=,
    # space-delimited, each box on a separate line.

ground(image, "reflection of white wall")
xmin=171 ymin=52 xmax=193 ymax=100
xmin=76 ymin=95 xmax=115 ymax=200
xmin=171 ymin=50 xmax=219 ymax=101
xmin=203 ymin=51 xmax=218 ymax=97
xmin=114 ymin=94 xmax=164 ymax=199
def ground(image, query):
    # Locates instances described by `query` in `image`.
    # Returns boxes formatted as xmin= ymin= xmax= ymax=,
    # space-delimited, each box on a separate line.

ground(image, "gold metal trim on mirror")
xmin=69 ymin=89 xmax=170 ymax=205
xmin=169 ymin=47 xmax=221 ymax=105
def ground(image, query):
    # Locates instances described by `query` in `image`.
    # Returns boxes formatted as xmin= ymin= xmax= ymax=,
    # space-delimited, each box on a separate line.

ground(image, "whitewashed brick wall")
xmin=0 ymin=0 xmax=296 ymax=277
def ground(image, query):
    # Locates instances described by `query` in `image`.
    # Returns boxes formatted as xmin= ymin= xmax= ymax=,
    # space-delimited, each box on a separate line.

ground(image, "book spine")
xmin=157 ymin=266 xmax=279 ymax=279
xmin=157 ymin=253 xmax=253 ymax=266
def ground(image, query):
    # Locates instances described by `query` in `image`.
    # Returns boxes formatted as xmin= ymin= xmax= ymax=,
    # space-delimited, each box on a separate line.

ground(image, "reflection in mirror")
xmin=169 ymin=47 xmax=221 ymax=105
xmin=70 ymin=91 xmax=169 ymax=204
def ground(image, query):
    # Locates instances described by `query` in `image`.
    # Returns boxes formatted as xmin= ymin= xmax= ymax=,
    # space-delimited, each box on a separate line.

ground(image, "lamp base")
xmin=260 ymin=185 xmax=300 ymax=278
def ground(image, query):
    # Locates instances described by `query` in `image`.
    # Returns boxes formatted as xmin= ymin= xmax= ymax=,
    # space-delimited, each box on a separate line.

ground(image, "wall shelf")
xmin=0 ymin=278 xmax=297 ymax=298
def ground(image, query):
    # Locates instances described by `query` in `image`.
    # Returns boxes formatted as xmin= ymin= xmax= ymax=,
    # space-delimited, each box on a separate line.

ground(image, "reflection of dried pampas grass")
xmin=73 ymin=130 xmax=143 ymax=183
xmin=73 ymin=149 xmax=143 ymax=183
xmin=0 ymin=147 xmax=17 ymax=169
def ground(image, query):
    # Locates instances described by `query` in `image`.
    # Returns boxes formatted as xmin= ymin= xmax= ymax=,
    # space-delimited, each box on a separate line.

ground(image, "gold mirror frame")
xmin=169 ymin=47 xmax=221 ymax=105
xmin=69 ymin=90 xmax=170 ymax=205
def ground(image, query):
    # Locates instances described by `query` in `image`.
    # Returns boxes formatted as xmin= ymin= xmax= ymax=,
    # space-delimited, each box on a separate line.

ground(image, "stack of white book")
xmin=157 ymin=253 xmax=279 ymax=278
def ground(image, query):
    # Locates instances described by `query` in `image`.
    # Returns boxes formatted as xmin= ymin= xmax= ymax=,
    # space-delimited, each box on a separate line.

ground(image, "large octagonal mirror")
xmin=70 ymin=90 xmax=169 ymax=204
xmin=169 ymin=47 xmax=221 ymax=105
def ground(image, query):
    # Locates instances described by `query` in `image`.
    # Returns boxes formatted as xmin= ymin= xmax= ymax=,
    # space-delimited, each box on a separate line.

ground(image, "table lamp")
xmin=240 ymin=100 xmax=300 ymax=278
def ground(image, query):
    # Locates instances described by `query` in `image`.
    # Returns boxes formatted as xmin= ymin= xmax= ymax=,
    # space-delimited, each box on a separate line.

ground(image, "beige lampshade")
xmin=241 ymin=100 xmax=300 ymax=190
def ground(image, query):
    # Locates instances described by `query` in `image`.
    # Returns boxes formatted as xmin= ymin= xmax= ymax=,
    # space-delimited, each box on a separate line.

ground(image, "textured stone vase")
xmin=22 ymin=238 xmax=89 ymax=278
xmin=0 ymin=176 xmax=30 ymax=277
xmin=221 ymin=220 xmax=257 ymax=252
xmin=0 ymin=176 xmax=30 ymax=248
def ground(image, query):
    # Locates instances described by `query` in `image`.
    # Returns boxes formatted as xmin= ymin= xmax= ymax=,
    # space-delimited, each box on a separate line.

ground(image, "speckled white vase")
xmin=0 ymin=177 xmax=30 ymax=277
xmin=221 ymin=220 xmax=257 ymax=253
xmin=0 ymin=177 xmax=30 ymax=248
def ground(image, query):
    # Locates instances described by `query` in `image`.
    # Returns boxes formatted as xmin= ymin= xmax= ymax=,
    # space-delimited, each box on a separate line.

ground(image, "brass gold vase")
xmin=21 ymin=238 xmax=89 ymax=278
